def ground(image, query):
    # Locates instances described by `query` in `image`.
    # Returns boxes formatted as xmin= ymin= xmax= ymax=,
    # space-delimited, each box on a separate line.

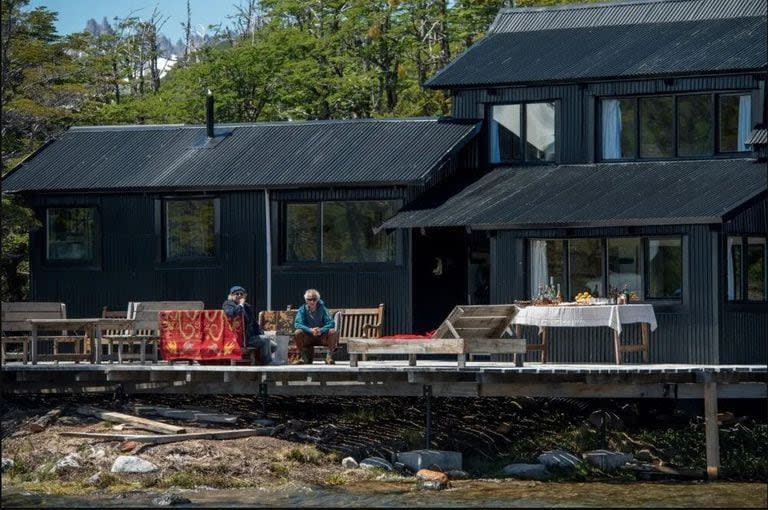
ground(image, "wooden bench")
xmin=1 ymin=302 xmax=85 ymax=364
xmin=347 ymin=304 xmax=526 ymax=368
xmin=103 ymin=301 xmax=204 ymax=363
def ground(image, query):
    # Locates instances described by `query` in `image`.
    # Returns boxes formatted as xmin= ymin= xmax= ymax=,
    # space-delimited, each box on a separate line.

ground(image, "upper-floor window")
xmin=46 ymin=207 xmax=97 ymax=263
xmin=164 ymin=198 xmax=219 ymax=261
xmin=490 ymin=102 xmax=556 ymax=164
xmin=530 ymin=236 xmax=682 ymax=301
xmin=600 ymin=93 xmax=752 ymax=160
xmin=284 ymin=200 xmax=400 ymax=264
xmin=727 ymin=236 xmax=766 ymax=302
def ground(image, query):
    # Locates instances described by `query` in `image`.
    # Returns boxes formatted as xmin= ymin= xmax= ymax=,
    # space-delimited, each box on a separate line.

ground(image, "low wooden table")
xmin=510 ymin=304 xmax=657 ymax=364
xmin=28 ymin=318 xmax=134 ymax=364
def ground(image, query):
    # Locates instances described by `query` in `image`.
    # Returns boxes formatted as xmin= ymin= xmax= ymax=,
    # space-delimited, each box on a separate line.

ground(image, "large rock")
xmin=502 ymin=463 xmax=552 ymax=480
xmin=446 ymin=469 xmax=470 ymax=480
xmin=396 ymin=450 xmax=462 ymax=473
xmin=55 ymin=453 xmax=82 ymax=472
xmin=537 ymin=449 xmax=581 ymax=469
xmin=415 ymin=469 xmax=449 ymax=490
xmin=111 ymin=455 xmax=158 ymax=473
xmin=1 ymin=458 xmax=14 ymax=472
xmin=583 ymin=450 xmax=634 ymax=471
xmin=359 ymin=457 xmax=393 ymax=471
xmin=341 ymin=457 xmax=359 ymax=469
xmin=152 ymin=493 xmax=192 ymax=506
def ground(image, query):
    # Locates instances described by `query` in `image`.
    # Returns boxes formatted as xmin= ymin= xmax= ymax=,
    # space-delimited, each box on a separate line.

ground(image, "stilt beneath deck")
xmin=704 ymin=380 xmax=720 ymax=480
xmin=259 ymin=382 xmax=268 ymax=418
xmin=423 ymin=384 xmax=432 ymax=449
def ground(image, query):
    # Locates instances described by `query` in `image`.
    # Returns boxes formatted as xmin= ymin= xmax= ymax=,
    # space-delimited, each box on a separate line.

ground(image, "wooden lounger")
xmin=347 ymin=304 xmax=526 ymax=368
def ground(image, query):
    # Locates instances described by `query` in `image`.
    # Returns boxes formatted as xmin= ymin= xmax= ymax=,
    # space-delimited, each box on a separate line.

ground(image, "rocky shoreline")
xmin=2 ymin=393 xmax=766 ymax=502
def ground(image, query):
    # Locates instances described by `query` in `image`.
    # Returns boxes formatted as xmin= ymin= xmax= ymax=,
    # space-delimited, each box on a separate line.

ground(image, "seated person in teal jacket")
xmin=292 ymin=288 xmax=338 ymax=365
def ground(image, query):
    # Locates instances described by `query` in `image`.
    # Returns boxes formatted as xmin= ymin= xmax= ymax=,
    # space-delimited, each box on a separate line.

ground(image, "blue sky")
xmin=28 ymin=0 xmax=243 ymax=43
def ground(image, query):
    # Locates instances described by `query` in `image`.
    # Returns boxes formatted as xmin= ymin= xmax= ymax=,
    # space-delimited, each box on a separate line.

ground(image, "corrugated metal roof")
xmin=1 ymin=119 xmax=480 ymax=192
xmin=491 ymin=0 xmax=765 ymax=33
xmin=380 ymin=159 xmax=766 ymax=230
xmin=745 ymin=128 xmax=768 ymax=146
xmin=426 ymin=0 xmax=766 ymax=88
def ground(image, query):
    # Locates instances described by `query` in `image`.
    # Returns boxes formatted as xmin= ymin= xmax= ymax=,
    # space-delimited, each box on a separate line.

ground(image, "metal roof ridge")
xmin=67 ymin=117 xmax=471 ymax=132
xmin=495 ymin=0 xmax=735 ymax=16
xmin=494 ymin=158 xmax=755 ymax=170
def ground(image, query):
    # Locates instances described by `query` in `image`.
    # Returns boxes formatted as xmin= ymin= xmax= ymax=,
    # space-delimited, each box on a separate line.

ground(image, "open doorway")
xmin=411 ymin=228 xmax=490 ymax=333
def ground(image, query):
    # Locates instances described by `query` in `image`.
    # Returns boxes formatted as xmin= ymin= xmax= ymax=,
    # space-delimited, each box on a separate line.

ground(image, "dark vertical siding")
xmin=28 ymin=191 xmax=267 ymax=317
xmin=724 ymin=196 xmax=767 ymax=233
xmin=491 ymin=224 xmax=722 ymax=363
xmin=721 ymin=312 xmax=768 ymax=363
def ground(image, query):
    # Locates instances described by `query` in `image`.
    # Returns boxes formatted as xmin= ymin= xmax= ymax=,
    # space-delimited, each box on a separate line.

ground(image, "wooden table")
xmin=510 ymin=304 xmax=657 ymax=364
xmin=28 ymin=318 xmax=135 ymax=365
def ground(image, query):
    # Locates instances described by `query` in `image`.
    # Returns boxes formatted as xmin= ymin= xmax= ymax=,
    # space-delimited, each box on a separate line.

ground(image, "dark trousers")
xmin=293 ymin=329 xmax=338 ymax=357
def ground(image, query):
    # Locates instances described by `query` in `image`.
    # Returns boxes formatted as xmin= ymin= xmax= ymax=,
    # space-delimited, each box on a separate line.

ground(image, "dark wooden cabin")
xmin=3 ymin=0 xmax=766 ymax=364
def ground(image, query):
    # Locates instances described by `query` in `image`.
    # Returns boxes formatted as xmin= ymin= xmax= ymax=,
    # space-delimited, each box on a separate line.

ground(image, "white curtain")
xmin=489 ymin=118 xmax=501 ymax=163
xmin=737 ymin=95 xmax=751 ymax=152
xmin=530 ymin=240 xmax=549 ymax=297
xmin=726 ymin=237 xmax=737 ymax=300
xmin=601 ymin=99 xmax=622 ymax=159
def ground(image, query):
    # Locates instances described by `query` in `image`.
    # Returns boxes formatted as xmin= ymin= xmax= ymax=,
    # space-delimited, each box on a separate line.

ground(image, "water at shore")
xmin=3 ymin=480 xmax=766 ymax=508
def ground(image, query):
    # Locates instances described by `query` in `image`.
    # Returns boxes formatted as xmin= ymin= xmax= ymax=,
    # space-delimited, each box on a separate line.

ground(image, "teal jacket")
xmin=294 ymin=299 xmax=335 ymax=334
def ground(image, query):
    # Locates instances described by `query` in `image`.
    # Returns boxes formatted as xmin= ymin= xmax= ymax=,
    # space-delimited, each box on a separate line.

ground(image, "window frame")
xmin=528 ymin=235 xmax=684 ymax=304
xmin=726 ymin=235 xmax=767 ymax=303
xmin=159 ymin=196 xmax=221 ymax=265
xmin=43 ymin=206 xmax=101 ymax=269
xmin=488 ymin=100 xmax=559 ymax=165
xmin=598 ymin=91 xmax=752 ymax=161
xmin=280 ymin=199 xmax=402 ymax=267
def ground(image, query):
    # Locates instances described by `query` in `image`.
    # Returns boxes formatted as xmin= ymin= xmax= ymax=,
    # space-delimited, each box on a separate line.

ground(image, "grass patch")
xmin=150 ymin=468 xmax=252 ymax=490
xmin=281 ymin=445 xmax=326 ymax=465
xmin=323 ymin=472 xmax=348 ymax=486
xmin=269 ymin=461 xmax=290 ymax=477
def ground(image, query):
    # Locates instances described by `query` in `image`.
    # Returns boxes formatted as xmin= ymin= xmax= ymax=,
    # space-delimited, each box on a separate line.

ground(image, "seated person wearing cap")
xmin=293 ymin=288 xmax=338 ymax=365
xmin=222 ymin=285 xmax=274 ymax=365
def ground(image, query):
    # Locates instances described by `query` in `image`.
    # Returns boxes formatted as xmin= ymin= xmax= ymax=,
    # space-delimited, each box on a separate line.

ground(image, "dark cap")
xmin=229 ymin=285 xmax=246 ymax=294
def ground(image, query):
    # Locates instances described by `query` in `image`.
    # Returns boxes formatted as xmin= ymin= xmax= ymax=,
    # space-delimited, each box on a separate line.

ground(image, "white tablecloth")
xmin=511 ymin=304 xmax=657 ymax=335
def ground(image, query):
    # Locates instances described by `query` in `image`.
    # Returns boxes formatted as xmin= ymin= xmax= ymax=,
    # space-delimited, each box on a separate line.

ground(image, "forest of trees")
xmin=1 ymin=0 xmax=599 ymax=300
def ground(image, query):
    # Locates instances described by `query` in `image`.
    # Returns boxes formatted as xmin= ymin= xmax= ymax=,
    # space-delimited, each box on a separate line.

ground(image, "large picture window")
xmin=46 ymin=207 xmax=97 ymax=263
xmin=164 ymin=198 xmax=218 ymax=260
xmin=490 ymin=102 xmax=556 ymax=164
xmin=529 ymin=236 xmax=682 ymax=301
xmin=600 ymin=93 xmax=751 ymax=160
xmin=284 ymin=200 xmax=399 ymax=264
xmin=728 ymin=236 xmax=767 ymax=302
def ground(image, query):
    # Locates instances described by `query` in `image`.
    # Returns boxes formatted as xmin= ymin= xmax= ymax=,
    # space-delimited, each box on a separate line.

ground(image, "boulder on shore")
xmin=396 ymin=450 xmax=462 ymax=472
xmin=341 ymin=457 xmax=359 ymax=469
xmin=502 ymin=463 xmax=552 ymax=480
xmin=359 ymin=457 xmax=393 ymax=471
xmin=583 ymin=450 xmax=633 ymax=471
xmin=416 ymin=469 xmax=449 ymax=490
xmin=111 ymin=455 xmax=158 ymax=473
xmin=537 ymin=449 xmax=581 ymax=469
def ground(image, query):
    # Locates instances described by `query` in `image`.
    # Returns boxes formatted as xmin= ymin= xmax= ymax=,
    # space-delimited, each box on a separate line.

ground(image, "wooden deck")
xmin=2 ymin=361 xmax=764 ymax=398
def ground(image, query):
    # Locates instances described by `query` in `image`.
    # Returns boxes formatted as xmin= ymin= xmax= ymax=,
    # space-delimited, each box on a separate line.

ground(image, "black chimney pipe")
xmin=206 ymin=89 xmax=214 ymax=138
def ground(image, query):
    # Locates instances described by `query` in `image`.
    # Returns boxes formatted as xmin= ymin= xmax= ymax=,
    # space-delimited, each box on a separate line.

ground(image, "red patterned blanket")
xmin=159 ymin=310 xmax=244 ymax=361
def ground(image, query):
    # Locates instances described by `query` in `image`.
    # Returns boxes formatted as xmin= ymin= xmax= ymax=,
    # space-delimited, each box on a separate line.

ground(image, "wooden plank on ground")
xmin=76 ymin=406 xmax=186 ymax=434
xmin=59 ymin=428 xmax=265 ymax=444
xmin=133 ymin=405 xmax=239 ymax=424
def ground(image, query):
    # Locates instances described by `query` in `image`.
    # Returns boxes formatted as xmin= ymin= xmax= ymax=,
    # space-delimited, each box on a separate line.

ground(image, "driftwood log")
xmin=29 ymin=408 xmax=63 ymax=433
xmin=59 ymin=428 xmax=267 ymax=445
xmin=76 ymin=406 xmax=186 ymax=435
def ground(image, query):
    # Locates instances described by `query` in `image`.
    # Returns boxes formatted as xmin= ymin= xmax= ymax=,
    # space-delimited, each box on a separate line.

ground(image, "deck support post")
xmin=259 ymin=382 xmax=269 ymax=418
xmin=423 ymin=384 xmax=432 ymax=449
xmin=704 ymin=379 xmax=720 ymax=480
